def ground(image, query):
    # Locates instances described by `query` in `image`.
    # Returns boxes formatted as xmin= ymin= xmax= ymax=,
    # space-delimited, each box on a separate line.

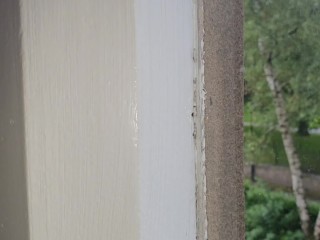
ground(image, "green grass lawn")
xmin=245 ymin=126 xmax=320 ymax=174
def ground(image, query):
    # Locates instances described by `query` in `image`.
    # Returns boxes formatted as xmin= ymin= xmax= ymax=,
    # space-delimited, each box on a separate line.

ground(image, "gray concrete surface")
xmin=203 ymin=0 xmax=245 ymax=239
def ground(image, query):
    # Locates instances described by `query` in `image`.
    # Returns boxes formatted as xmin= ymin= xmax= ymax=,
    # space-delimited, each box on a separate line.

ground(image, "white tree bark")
xmin=259 ymin=39 xmax=310 ymax=237
xmin=263 ymin=61 xmax=310 ymax=237
xmin=315 ymin=211 xmax=320 ymax=240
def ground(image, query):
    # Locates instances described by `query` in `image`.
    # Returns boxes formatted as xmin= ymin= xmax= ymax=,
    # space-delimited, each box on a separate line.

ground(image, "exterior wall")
xmin=203 ymin=0 xmax=245 ymax=239
xmin=135 ymin=1 xmax=196 ymax=239
xmin=0 ymin=1 xmax=29 ymax=239
xmin=1 ymin=0 xmax=198 ymax=239
xmin=0 ymin=1 xmax=244 ymax=239
xmin=20 ymin=1 xmax=139 ymax=239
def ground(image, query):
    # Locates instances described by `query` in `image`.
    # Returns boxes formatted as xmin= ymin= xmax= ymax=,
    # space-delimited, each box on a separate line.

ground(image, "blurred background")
xmin=244 ymin=0 xmax=320 ymax=239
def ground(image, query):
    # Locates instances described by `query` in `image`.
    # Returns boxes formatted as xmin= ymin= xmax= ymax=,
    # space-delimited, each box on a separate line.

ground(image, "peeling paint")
xmin=193 ymin=1 xmax=208 ymax=239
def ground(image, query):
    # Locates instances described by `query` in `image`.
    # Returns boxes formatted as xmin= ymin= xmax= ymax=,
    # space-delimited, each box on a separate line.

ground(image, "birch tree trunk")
xmin=259 ymin=40 xmax=311 ymax=237
xmin=315 ymin=211 xmax=320 ymax=240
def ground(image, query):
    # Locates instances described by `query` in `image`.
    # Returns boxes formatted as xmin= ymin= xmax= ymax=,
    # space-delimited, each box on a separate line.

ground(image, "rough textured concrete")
xmin=0 ymin=1 xmax=29 ymax=239
xmin=203 ymin=0 xmax=245 ymax=239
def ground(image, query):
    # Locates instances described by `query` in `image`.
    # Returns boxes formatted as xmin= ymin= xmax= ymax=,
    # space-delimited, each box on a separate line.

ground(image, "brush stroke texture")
xmin=20 ymin=1 xmax=138 ymax=239
xmin=135 ymin=1 xmax=196 ymax=239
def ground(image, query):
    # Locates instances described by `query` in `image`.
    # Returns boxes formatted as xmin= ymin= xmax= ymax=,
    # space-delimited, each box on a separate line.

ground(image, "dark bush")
xmin=245 ymin=180 xmax=320 ymax=240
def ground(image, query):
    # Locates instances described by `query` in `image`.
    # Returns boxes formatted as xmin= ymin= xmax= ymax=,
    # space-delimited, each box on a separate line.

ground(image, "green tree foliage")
xmin=245 ymin=0 xmax=320 ymax=132
xmin=245 ymin=181 xmax=320 ymax=240
xmin=245 ymin=127 xmax=320 ymax=174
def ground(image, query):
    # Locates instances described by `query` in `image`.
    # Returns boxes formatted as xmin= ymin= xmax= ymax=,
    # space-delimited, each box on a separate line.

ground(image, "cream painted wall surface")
xmin=12 ymin=0 xmax=197 ymax=239
xmin=20 ymin=1 xmax=139 ymax=239
xmin=135 ymin=1 xmax=196 ymax=239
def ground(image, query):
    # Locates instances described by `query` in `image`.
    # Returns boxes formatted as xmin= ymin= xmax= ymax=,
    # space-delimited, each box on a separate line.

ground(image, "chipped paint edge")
xmin=193 ymin=1 xmax=208 ymax=239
